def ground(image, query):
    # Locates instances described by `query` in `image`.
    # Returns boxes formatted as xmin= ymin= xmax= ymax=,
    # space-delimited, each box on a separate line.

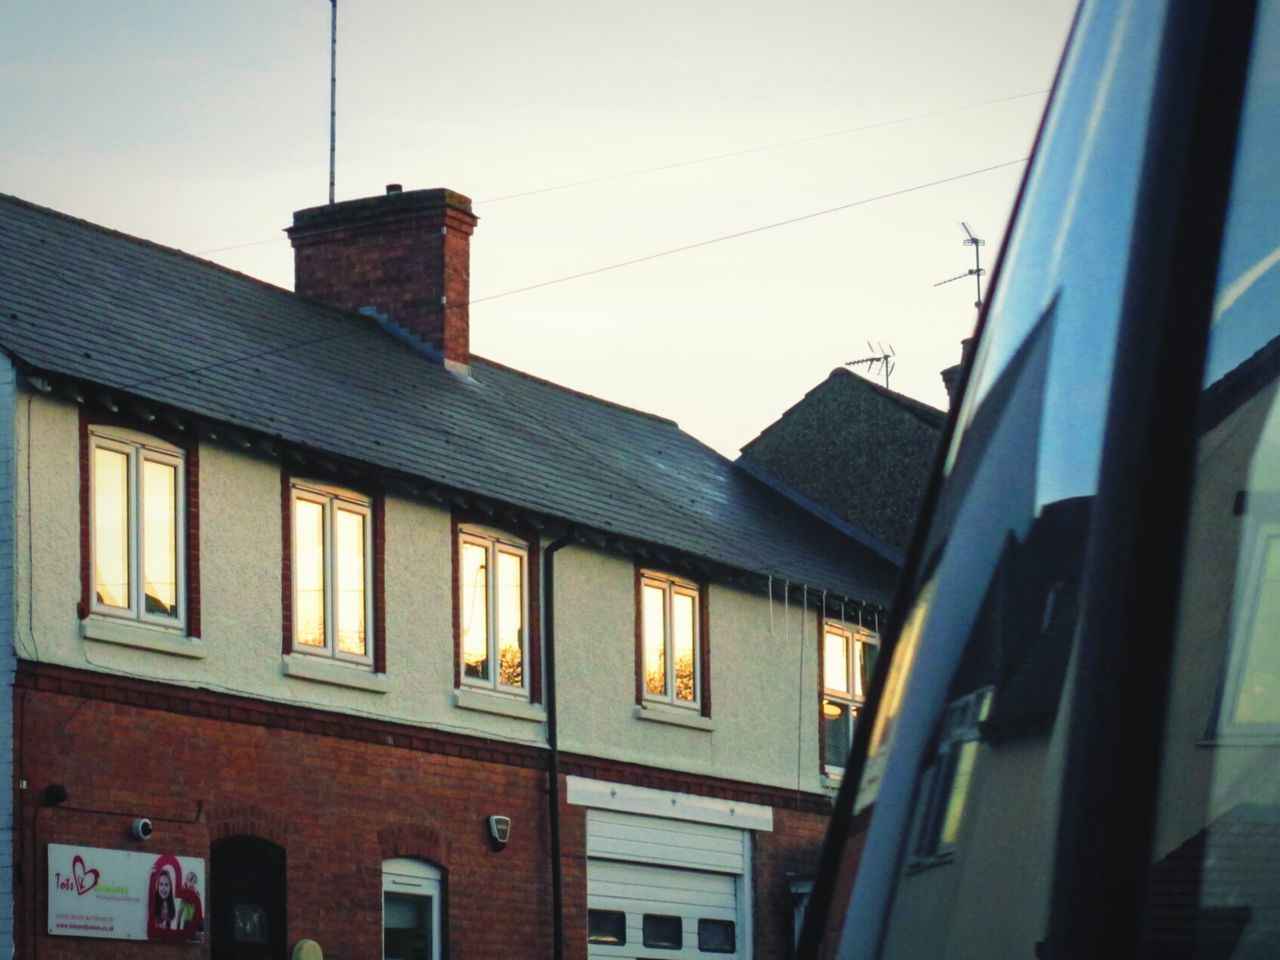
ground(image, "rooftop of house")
xmin=0 ymin=192 xmax=896 ymax=605
xmin=737 ymin=367 xmax=946 ymax=564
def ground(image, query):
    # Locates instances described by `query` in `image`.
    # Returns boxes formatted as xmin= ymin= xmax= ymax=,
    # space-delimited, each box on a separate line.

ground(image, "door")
xmin=210 ymin=837 xmax=287 ymax=960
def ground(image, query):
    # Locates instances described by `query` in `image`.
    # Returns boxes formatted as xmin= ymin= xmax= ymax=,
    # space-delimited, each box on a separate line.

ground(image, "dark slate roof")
xmin=0 ymin=193 xmax=896 ymax=603
xmin=737 ymin=367 xmax=945 ymax=563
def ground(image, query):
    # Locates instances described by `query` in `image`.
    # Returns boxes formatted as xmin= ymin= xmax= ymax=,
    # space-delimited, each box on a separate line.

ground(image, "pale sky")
xmin=2 ymin=0 xmax=1077 ymax=456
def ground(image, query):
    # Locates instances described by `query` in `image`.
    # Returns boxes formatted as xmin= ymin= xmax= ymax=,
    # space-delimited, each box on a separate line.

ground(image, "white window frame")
xmin=89 ymin=427 xmax=186 ymax=629
xmin=290 ymin=480 xmax=375 ymax=667
xmin=1217 ymin=522 xmax=1280 ymax=739
xmin=640 ymin=572 xmax=702 ymax=710
xmin=821 ymin=622 xmax=878 ymax=775
xmin=383 ymin=858 xmax=442 ymax=960
xmin=458 ymin=526 xmax=530 ymax=697
xmin=911 ymin=686 xmax=992 ymax=861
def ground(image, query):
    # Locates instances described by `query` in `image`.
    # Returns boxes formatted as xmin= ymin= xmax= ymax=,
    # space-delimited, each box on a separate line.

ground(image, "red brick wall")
xmin=14 ymin=663 xmax=836 ymax=960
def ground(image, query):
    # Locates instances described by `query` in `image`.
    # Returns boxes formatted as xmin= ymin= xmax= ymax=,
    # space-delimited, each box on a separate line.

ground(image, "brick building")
xmin=0 ymin=186 xmax=898 ymax=959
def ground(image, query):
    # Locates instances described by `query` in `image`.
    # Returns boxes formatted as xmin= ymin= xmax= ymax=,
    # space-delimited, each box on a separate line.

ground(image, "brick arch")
xmin=207 ymin=803 xmax=290 ymax=846
xmin=377 ymin=824 xmax=450 ymax=868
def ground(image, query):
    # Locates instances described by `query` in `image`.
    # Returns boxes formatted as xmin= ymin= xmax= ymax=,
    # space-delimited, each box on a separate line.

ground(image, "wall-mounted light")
xmin=44 ymin=784 xmax=69 ymax=806
xmin=487 ymin=815 xmax=512 ymax=851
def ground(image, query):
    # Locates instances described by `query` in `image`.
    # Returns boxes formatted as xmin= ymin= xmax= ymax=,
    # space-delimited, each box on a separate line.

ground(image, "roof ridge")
xmin=471 ymin=355 xmax=679 ymax=426
xmin=0 ymin=191 xmax=302 ymax=303
xmin=831 ymin=367 xmax=947 ymax=424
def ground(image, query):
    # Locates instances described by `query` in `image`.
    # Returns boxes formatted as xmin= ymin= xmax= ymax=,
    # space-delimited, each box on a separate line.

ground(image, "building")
xmin=0 ymin=186 xmax=900 ymax=959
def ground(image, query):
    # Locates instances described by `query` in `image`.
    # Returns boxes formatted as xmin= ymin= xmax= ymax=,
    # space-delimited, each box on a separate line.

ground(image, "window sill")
xmin=282 ymin=654 xmax=387 ymax=693
xmin=821 ymin=771 xmax=844 ymax=791
xmin=453 ymin=686 xmax=545 ymax=722
xmin=81 ymin=615 xmax=204 ymax=659
xmin=634 ymin=703 xmax=714 ymax=731
xmin=905 ymin=851 xmax=955 ymax=875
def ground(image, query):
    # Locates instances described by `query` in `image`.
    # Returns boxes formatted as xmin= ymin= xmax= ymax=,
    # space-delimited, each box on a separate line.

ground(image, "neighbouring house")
xmin=0 ymin=186 xmax=901 ymax=960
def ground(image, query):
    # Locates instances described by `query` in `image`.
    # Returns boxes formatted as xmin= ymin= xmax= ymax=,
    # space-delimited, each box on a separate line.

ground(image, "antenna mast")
xmin=329 ymin=0 xmax=337 ymax=205
xmin=845 ymin=342 xmax=896 ymax=389
xmin=933 ymin=222 xmax=987 ymax=310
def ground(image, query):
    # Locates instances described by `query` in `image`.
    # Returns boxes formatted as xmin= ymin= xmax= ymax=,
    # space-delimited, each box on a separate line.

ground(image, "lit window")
xmin=89 ymin=429 xmax=185 ymax=626
xmin=290 ymin=481 xmax=373 ymax=665
xmin=383 ymin=858 xmax=441 ymax=960
xmin=459 ymin=528 xmax=528 ymax=694
xmin=640 ymin=572 xmax=701 ymax=708
xmin=822 ymin=622 xmax=878 ymax=773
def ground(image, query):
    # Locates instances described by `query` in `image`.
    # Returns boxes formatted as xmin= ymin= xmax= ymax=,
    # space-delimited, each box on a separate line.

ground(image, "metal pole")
xmin=329 ymin=0 xmax=337 ymax=205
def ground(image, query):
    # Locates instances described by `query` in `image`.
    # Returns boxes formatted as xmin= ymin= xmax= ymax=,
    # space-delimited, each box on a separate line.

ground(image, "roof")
xmin=737 ymin=367 xmax=945 ymax=563
xmin=0 ymin=193 xmax=896 ymax=604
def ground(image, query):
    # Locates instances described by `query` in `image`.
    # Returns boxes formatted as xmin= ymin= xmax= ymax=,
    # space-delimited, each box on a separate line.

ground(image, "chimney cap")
xmin=288 ymin=187 xmax=476 ymax=235
xmin=386 ymin=183 xmax=403 ymax=195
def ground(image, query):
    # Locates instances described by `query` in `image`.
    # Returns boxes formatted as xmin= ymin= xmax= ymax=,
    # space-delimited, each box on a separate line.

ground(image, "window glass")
xmin=460 ymin=541 xmax=489 ymax=680
xmin=335 ymin=506 xmax=367 ymax=657
xmin=497 ymin=548 xmax=524 ymax=688
xmin=823 ymin=699 xmax=853 ymax=770
xmin=697 ymin=918 xmax=736 ymax=953
xmin=383 ymin=893 xmax=430 ymax=960
xmin=643 ymin=583 xmax=666 ymax=697
xmin=587 ymin=909 xmax=626 ymax=945
xmin=294 ymin=498 xmax=326 ymax=649
xmin=93 ymin=446 xmax=130 ymax=609
xmin=642 ymin=914 xmax=682 ymax=949
xmin=822 ymin=2 xmax=1172 ymax=956
xmin=824 ymin=631 xmax=850 ymax=693
xmin=142 ymin=458 xmax=177 ymax=616
xmin=672 ymin=590 xmax=696 ymax=703
xmin=1146 ymin=5 xmax=1280 ymax=955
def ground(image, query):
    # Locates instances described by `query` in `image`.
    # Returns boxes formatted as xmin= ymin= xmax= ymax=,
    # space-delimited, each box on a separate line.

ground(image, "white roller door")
xmin=586 ymin=810 xmax=748 ymax=960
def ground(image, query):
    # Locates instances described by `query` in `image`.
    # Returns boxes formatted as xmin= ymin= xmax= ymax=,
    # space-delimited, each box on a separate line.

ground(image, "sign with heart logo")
xmin=71 ymin=855 xmax=99 ymax=895
xmin=48 ymin=844 xmax=205 ymax=943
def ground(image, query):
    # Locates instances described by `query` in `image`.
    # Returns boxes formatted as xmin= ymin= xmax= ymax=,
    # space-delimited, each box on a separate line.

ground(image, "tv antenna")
xmin=846 ymin=342 xmax=896 ymax=388
xmin=328 ymin=0 xmax=338 ymax=204
xmin=933 ymin=222 xmax=986 ymax=310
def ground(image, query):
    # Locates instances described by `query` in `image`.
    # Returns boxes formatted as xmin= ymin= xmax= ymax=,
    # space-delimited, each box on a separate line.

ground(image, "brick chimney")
xmin=940 ymin=337 xmax=976 ymax=409
xmin=287 ymin=185 xmax=479 ymax=373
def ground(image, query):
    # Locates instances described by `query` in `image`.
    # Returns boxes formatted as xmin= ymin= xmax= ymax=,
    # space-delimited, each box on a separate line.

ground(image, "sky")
xmin=1 ymin=0 xmax=1078 ymax=457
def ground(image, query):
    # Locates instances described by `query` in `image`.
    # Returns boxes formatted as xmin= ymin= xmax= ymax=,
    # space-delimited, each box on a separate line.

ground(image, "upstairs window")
xmin=640 ymin=572 xmax=702 ymax=709
xmin=89 ymin=428 xmax=185 ymax=627
xmin=458 ymin=528 xmax=529 ymax=695
xmin=289 ymin=480 xmax=374 ymax=666
xmin=822 ymin=622 xmax=878 ymax=774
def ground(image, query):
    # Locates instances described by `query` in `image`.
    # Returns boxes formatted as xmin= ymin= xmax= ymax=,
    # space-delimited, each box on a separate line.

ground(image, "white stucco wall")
xmin=18 ymin=391 xmax=840 ymax=792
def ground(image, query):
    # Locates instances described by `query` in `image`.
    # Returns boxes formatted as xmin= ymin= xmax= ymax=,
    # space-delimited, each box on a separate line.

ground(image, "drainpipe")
xmin=543 ymin=534 xmax=573 ymax=960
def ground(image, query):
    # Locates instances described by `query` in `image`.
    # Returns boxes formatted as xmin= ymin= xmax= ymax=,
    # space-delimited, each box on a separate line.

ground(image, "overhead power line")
xmin=136 ymin=156 xmax=1030 ymax=392
xmin=191 ymin=89 xmax=1047 ymax=257
xmin=478 ymin=89 xmax=1047 ymax=204
xmin=469 ymin=157 xmax=1028 ymax=304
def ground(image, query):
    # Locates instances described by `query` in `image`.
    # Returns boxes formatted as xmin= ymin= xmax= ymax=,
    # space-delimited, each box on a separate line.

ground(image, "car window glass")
xmin=1145 ymin=5 xmax=1280 ymax=956
xmin=816 ymin=2 xmax=1172 ymax=957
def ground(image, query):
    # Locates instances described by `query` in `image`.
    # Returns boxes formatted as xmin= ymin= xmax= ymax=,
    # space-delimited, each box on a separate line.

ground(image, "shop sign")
xmin=48 ymin=844 xmax=205 ymax=942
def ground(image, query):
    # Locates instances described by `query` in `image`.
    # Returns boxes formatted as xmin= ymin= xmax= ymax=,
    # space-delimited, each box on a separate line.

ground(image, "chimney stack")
xmin=940 ymin=337 xmax=976 ymax=409
xmin=287 ymin=186 xmax=479 ymax=373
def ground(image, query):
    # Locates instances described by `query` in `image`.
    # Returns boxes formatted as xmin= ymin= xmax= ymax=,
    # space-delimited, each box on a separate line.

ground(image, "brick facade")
xmin=14 ymin=663 xmax=833 ymax=959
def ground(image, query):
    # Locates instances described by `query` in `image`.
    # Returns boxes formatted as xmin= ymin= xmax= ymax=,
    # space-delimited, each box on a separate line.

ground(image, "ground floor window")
xmin=383 ymin=858 xmax=442 ymax=960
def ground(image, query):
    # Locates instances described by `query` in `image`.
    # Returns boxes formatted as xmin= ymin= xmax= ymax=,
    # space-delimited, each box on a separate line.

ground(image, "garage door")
xmin=586 ymin=810 xmax=746 ymax=959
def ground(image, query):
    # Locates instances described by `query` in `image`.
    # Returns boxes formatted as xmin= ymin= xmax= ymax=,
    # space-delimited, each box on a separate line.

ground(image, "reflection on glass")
xmin=824 ymin=699 xmax=853 ymax=769
xmin=383 ymin=893 xmax=431 ymax=960
xmin=673 ymin=590 xmax=696 ymax=702
xmin=93 ymin=447 xmax=130 ymax=608
xmin=294 ymin=499 xmax=325 ymax=648
xmin=335 ymin=507 xmax=366 ymax=657
xmin=587 ymin=909 xmax=626 ymax=946
xmin=461 ymin=542 xmax=488 ymax=679
xmin=497 ymin=549 xmax=524 ymax=688
xmin=142 ymin=459 xmax=177 ymax=617
xmin=939 ymin=740 xmax=979 ymax=847
xmin=643 ymin=584 xmax=666 ymax=696
xmin=857 ymin=640 xmax=877 ymax=698
xmin=825 ymin=630 xmax=850 ymax=693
